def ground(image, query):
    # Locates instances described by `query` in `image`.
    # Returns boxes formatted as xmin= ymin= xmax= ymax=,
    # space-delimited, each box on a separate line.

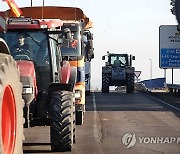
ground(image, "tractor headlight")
xmin=40 ymin=24 xmax=48 ymax=29
xmin=22 ymin=85 xmax=33 ymax=94
xmin=75 ymin=90 xmax=82 ymax=99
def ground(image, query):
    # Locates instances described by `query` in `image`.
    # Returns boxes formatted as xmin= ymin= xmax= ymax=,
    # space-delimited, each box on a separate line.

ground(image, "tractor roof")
xmin=109 ymin=53 xmax=128 ymax=56
xmin=2 ymin=6 xmax=93 ymax=29
xmin=1 ymin=17 xmax=63 ymax=30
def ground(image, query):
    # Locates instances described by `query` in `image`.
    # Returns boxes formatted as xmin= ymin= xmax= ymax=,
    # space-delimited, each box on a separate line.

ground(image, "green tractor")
xmin=102 ymin=52 xmax=135 ymax=93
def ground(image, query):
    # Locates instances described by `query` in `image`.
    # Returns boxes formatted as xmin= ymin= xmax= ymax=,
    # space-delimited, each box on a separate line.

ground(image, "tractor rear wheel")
xmin=50 ymin=91 xmax=74 ymax=152
xmin=0 ymin=54 xmax=24 ymax=154
xmin=102 ymin=73 xmax=109 ymax=93
xmin=126 ymin=73 xmax=134 ymax=93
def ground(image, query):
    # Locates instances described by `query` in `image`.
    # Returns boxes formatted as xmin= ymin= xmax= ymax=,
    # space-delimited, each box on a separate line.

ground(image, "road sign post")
xmin=134 ymin=71 xmax=141 ymax=79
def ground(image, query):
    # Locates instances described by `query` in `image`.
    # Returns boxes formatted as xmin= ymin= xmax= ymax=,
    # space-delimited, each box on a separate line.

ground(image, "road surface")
xmin=23 ymin=91 xmax=180 ymax=154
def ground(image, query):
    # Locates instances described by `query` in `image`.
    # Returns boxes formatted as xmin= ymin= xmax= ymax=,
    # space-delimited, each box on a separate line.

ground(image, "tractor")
xmin=15 ymin=6 xmax=94 ymax=125
xmin=0 ymin=16 xmax=76 ymax=152
xmin=102 ymin=52 xmax=135 ymax=93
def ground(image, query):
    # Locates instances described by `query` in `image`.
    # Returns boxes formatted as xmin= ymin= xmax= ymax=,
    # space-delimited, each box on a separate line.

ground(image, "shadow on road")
xmin=23 ymin=143 xmax=50 ymax=146
xmin=23 ymin=143 xmax=51 ymax=154
xmin=23 ymin=150 xmax=51 ymax=154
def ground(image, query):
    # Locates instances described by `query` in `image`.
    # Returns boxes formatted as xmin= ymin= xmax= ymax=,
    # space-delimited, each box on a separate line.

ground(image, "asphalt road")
xmin=23 ymin=91 xmax=180 ymax=154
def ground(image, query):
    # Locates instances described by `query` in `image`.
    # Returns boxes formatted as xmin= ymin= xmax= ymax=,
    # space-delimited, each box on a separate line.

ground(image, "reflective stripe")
xmin=69 ymin=57 xmax=84 ymax=67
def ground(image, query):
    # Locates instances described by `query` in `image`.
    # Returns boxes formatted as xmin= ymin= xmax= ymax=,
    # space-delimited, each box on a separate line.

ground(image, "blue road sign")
xmin=159 ymin=25 xmax=180 ymax=68
xmin=160 ymin=48 xmax=180 ymax=68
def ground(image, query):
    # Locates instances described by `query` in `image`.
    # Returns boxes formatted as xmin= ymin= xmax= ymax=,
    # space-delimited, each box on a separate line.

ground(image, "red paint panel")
xmin=16 ymin=60 xmax=38 ymax=96
xmin=61 ymin=61 xmax=70 ymax=84
xmin=17 ymin=61 xmax=34 ymax=77
xmin=7 ymin=24 xmax=40 ymax=30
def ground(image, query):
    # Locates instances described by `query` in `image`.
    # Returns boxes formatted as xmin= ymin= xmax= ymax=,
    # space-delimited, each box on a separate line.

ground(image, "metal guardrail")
xmin=165 ymin=83 xmax=180 ymax=95
xmin=166 ymin=83 xmax=180 ymax=90
xmin=135 ymin=83 xmax=148 ymax=92
xmin=135 ymin=83 xmax=167 ymax=93
xmin=135 ymin=82 xmax=180 ymax=94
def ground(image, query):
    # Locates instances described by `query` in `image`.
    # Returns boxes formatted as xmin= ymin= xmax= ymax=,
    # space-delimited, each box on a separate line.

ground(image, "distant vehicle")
xmin=102 ymin=52 xmax=135 ymax=93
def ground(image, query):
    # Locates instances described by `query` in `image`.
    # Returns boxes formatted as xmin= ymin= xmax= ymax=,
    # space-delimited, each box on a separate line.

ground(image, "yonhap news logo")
xmin=122 ymin=132 xmax=180 ymax=149
xmin=122 ymin=132 xmax=136 ymax=149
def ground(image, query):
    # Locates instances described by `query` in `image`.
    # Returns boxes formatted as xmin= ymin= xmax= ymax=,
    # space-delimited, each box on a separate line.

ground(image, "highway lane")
xmin=23 ymin=91 xmax=180 ymax=154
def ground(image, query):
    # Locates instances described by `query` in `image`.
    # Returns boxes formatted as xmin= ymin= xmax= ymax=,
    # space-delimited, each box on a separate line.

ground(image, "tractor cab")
xmin=109 ymin=54 xmax=127 ymax=67
xmin=60 ymin=22 xmax=82 ymax=56
xmin=0 ymin=17 xmax=64 ymax=127
xmin=103 ymin=53 xmax=135 ymax=67
xmin=0 ymin=18 xmax=62 ymax=91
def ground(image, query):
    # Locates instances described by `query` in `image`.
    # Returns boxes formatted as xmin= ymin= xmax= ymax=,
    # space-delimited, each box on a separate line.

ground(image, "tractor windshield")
xmin=110 ymin=55 xmax=127 ymax=66
xmin=60 ymin=30 xmax=81 ymax=56
xmin=0 ymin=30 xmax=50 ymax=66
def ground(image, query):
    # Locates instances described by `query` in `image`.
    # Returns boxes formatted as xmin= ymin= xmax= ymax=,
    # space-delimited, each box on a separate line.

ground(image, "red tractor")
xmin=0 ymin=16 xmax=76 ymax=153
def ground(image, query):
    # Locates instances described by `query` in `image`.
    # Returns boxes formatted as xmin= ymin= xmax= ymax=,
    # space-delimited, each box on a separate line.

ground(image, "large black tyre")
xmin=86 ymin=90 xmax=91 ymax=96
xmin=68 ymin=66 xmax=76 ymax=143
xmin=50 ymin=91 xmax=74 ymax=152
xmin=69 ymin=66 xmax=77 ymax=88
xmin=73 ymin=102 xmax=76 ymax=143
xmin=0 ymin=53 xmax=24 ymax=154
xmin=126 ymin=73 xmax=134 ymax=93
xmin=76 ymin=110 xmax=84 ymax=125
xmin=23 ymin=105 xmax=30 ymax=128
xmin=102 ymin=73 xmax=109 ymax=93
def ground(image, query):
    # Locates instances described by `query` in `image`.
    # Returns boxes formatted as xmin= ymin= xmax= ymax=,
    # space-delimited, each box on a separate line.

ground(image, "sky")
xmin=0 ymin=0 xmax=179 ymax=89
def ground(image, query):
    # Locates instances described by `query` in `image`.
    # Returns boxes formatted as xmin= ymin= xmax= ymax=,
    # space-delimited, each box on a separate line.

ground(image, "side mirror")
xmin=86 ymin=40 xmax=94 ymax=59
xmin=87 ymin=33 xmax=93 ymax=40
xmin=91 ymin=53 xmax=94 ymax=59
xmin=132 ymin=56 xmax=135 ymax=60
xmin=57 ymin=37 xmax=63 ymax=45
xmin=102 ymin=56 xmax=105 ymax=60
xmin=87 ymin=40 xmax=93 ymax=50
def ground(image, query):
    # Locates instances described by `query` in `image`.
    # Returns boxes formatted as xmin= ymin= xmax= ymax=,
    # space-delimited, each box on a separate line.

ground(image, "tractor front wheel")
xmin=102 ymin=73 xmax=109 ymax=93
xmin=50 ymin=91 xmax=74 ymax=152
xmin=126 ymin=73 xmax=134 ymax=93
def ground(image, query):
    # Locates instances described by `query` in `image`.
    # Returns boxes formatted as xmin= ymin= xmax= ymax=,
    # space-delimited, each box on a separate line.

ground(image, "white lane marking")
xmin=146 ymin=94 xmax=180 ymax=112
xmin=92 ymin=92 xmax=99 ymax=138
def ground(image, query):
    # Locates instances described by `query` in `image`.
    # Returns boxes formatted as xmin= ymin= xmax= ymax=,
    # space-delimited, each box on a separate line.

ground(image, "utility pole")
xmin=164 ymin=68 xmax=166 ymax=83
xmin=149 ymin=58 xmax=152 ymax=79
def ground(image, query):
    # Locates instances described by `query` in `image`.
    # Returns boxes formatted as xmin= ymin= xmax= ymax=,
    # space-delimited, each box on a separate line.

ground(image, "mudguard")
xmin=61 ymin=60 xmax=71 ymax=84
xmin=48 ymin=83 xmax=74 ymax=93
xmin=16 ymin=60 xmax=37 ymax=104
xmin=0 ymin=38 xmax=11 ymax=55
xmin=69 ymin=66 xmax=77 ymax=89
